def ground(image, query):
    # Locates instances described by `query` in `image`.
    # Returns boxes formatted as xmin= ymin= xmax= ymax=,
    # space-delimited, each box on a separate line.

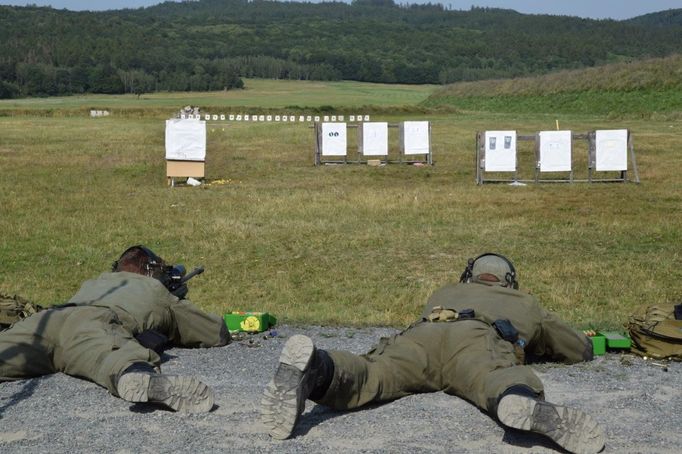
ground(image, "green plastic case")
xmin=590 ymin=335 xmax=606 ymax=356
xmin=224 ymin=311 xmax=277 ymax=333
xmin=601 ymin=331 xmax=631 ymax=349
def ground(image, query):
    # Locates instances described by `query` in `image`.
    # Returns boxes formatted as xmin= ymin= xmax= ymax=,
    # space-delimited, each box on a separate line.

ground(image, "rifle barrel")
xmin=180 ymin=266 xmax=205 ymax=284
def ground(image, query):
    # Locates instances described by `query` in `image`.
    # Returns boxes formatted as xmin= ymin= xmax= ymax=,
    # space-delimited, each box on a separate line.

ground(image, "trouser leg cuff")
xmin=309 ymin=349 xmax=335 ymax=401
xmin=313 ymin=363 xmax=345 ymax=407
xmin=490 ymin=384 xmax=544 ymax=417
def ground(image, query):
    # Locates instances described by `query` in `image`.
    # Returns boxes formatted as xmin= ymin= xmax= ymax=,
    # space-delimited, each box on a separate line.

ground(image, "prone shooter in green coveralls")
xmin=262 ymin=253 xmax=605 ymax=454
xmin=0 ymin=246 xmax=230 ymax=413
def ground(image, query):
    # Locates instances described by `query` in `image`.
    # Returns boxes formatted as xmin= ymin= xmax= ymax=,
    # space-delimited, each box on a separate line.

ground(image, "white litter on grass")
xmin=186 ymin=177 xmax=202 ymax=186
xmin=508 ymin=181 xmax=527 ymax=186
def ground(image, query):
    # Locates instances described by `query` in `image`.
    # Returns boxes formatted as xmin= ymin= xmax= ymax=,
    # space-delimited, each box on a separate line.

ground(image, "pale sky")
xmin=0 ymin=0 xmax=680 ymax=20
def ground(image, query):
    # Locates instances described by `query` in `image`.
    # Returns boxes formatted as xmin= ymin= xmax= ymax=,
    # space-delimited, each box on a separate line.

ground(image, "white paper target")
xmin=539 ymin=130 xmax=572 ymax=172
xmin=484 ymin=131 xmax=516 ymax=172
xmin=321 ymin=123 xmax=347 ymax=156
xmin=403 ymin=121 xmax=430 ymax=155
xmin=165 ymin=119 xmax=206 ymax=161
xmin=361 ymin=122 xmax=388 ymax=156
xmin=595 ymin=129 xmax=628 ymax=171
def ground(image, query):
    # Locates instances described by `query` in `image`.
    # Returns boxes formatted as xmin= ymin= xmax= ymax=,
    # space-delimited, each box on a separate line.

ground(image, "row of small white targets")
xmin=180 ymin=114 xmax=371 ymax=122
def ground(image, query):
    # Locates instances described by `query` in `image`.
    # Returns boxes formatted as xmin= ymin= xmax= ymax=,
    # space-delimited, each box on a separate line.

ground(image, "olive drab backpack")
xmin=626 ymin=304 xmax=682 ymax=360
xmin=0 ymin=293 xmax=43 ymax=331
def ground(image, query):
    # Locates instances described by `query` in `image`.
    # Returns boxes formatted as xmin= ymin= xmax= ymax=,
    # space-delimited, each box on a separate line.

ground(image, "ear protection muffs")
xmin=459 ymin=253 xmax=518 ymax=289
xmin=459 ymin=257 xmax=476 ymax=283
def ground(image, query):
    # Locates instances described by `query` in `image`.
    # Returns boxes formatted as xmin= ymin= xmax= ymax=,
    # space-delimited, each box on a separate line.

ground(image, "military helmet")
xmin=459 ymin=253 xmax=518 ymax=289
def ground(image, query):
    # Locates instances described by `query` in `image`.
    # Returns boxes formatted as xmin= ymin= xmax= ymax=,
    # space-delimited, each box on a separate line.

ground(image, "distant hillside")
xmin=2 ymin=0 xmax=682 ymax=98
xmin=428 ymin=54 xmax=682 ymax=97
xmin=627 ymin=8 xmax=682 ymax=27
xmin=424 ymin=54 xmax=682 ymax=115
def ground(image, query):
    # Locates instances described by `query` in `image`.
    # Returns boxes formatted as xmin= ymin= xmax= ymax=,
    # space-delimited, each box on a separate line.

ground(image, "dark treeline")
xmin=1 ymin=0 xmax=681 ymax=98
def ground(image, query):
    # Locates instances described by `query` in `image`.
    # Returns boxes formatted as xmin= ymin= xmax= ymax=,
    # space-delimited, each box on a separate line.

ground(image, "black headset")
xmin=111 ymin=245 xmax=164 ymax=276
xmin=459 ymin=252 xmax=518 ymax=289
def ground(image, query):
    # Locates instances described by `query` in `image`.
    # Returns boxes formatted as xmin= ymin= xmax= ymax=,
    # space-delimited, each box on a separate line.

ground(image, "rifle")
xmin=163 ymin=265 xmax=205 ymax=299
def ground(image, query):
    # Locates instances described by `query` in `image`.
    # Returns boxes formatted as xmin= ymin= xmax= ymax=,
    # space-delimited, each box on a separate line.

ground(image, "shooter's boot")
xmin=116 ymin=363 xmax=214 ymax=413
xmin=261 ymin=335 xmax=334 ymax=439
xmin=496 ymin=387 xmax=605 ymax=454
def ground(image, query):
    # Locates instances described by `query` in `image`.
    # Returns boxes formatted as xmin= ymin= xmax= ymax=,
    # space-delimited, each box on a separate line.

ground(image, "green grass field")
xmin=0 ymin=78 xmax=437 ymax=113
xmin=425 ymin=55 xmax=682 ymax=118
xmin=1 ymin=79 xmax=681 ymax=331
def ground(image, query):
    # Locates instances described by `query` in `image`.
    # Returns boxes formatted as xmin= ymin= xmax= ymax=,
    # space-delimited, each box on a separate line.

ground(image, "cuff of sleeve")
xmin=219 ymin=321 xmax=231 ymax=346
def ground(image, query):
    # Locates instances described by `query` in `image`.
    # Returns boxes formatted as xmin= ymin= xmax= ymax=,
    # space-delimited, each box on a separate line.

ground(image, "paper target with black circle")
xmin=321 ymin=122 xmax=347 ymax=156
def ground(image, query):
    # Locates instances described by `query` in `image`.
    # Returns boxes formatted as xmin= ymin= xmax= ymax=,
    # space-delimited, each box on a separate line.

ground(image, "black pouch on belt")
xmin=492 ymin=319 xmax=519 ymax=343
xmin=493 ymin=319 xmax=526 ymax=364
xmin=458 ymin=308 xmax=476 ymax=320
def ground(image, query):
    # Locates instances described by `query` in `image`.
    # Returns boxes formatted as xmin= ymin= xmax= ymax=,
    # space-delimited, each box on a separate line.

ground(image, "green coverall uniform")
xmin=0 ymin=271 xmax=228 ymax=395
xmin=316 ymin=282 xmax=592 ymax=414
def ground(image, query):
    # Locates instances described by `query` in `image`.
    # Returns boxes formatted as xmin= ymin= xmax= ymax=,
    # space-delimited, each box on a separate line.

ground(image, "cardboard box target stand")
xmin=165 ymin=118 xmax=206 ymax=186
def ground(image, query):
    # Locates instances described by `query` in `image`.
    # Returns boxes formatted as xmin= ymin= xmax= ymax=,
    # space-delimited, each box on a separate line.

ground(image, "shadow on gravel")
xmin=128 ymin=402 xmax=221 ymax=414
xmin=292 ymin=402 xmax=385 ymax=438
xmin=501 ymin=426 xmax=566 ymax=453
xmin=159 ymin=352 xmax=177 ymax=362
xmin=291 ymin=399 xmax=568 ymax=453
xmin=0 ymin=378 xmax=40 ymax=419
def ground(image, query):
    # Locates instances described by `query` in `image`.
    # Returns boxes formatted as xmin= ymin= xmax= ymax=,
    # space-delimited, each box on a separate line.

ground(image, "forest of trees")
xmin=0 ymin=0 xmax=681 ymax=98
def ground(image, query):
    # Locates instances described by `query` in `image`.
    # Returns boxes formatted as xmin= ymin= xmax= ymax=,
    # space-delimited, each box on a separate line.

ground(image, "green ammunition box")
xmin=590 ymin=335 xmax=606 ymax=356
xmin=601 ymin=331 xmax=631 ymax=350
xmin=224 ymin=311 xmax=277 ymax=333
